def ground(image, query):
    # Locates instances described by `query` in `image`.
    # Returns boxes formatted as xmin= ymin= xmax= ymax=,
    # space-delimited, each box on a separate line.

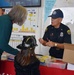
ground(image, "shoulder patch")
xmin=67 ymin=30 xmax=71 ymax=35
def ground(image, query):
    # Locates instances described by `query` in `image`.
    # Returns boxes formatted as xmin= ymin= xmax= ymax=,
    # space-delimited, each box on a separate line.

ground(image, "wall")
xmin=3 ymin=0 xmax=74 ymax=55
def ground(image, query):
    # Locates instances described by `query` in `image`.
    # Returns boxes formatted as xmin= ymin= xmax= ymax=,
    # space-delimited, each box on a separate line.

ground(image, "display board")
xmin=5 ymin=8 xmax=39 ymax=33
xmin=0 ymin=0 xmax=41 ymax=7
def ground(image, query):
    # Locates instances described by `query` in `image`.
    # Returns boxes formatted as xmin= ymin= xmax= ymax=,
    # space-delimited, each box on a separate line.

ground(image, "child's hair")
xmin=15 ymin=36 xmax=38 ymax=66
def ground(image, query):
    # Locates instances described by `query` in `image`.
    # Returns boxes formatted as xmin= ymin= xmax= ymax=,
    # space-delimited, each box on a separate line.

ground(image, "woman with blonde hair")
xmin=14 ymin=36 xmax=40 ymax=75
xmin=0 ymin=5 xmax=27 ymax=59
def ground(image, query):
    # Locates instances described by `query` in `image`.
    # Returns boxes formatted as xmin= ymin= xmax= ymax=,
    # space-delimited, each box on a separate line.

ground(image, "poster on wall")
xmin=4 ymin=8 xmax=39 ymax=50
xmin=5 ymin=8 xmax=38 ymax=33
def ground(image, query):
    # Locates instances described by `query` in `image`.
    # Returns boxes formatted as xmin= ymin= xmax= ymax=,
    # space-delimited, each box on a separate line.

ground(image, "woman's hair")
xmin=16 ymin=47 xmax=37 ymax=66
xmin=8 ymin=5 xmax=27 ymax=26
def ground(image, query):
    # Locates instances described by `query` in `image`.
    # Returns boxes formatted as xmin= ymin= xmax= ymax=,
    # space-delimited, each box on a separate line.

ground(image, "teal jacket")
xmin=0 ymin=15 xmax=19 ymax=58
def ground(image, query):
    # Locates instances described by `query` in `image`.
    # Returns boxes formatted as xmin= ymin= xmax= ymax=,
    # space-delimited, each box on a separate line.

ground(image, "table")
xmin=0 ymin=60 xmax=74 ymax=75
xmin=0 ymin=60 xmax=15 ymax=75
xmin=39 ymin=65 xmax=74 ymax=75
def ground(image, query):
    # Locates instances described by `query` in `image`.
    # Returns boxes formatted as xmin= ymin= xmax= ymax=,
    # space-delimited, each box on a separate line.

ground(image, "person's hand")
xmin=7 ymin=54 xmax=15 ymax=60
xmin=39 ymin=38 xmax=44 ymax=44
xmin=39 ymin=38 xmax=47 ymax=46
xmin=46 ymin=40 xmax=55 ymax=47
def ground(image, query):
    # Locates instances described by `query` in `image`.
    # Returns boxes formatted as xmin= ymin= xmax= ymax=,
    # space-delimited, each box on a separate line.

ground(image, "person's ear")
xmin=59 ymin=18 xmax=62 ymax=22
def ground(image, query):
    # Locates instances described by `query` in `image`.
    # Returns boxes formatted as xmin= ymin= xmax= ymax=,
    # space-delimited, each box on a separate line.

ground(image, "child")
xmin=14 ymin=36 xmax=40 ymax=75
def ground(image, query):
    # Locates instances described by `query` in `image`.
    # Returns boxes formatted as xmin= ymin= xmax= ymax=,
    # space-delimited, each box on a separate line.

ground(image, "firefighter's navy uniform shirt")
xmin=43 ymin=23 xmax=71 ymax=59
